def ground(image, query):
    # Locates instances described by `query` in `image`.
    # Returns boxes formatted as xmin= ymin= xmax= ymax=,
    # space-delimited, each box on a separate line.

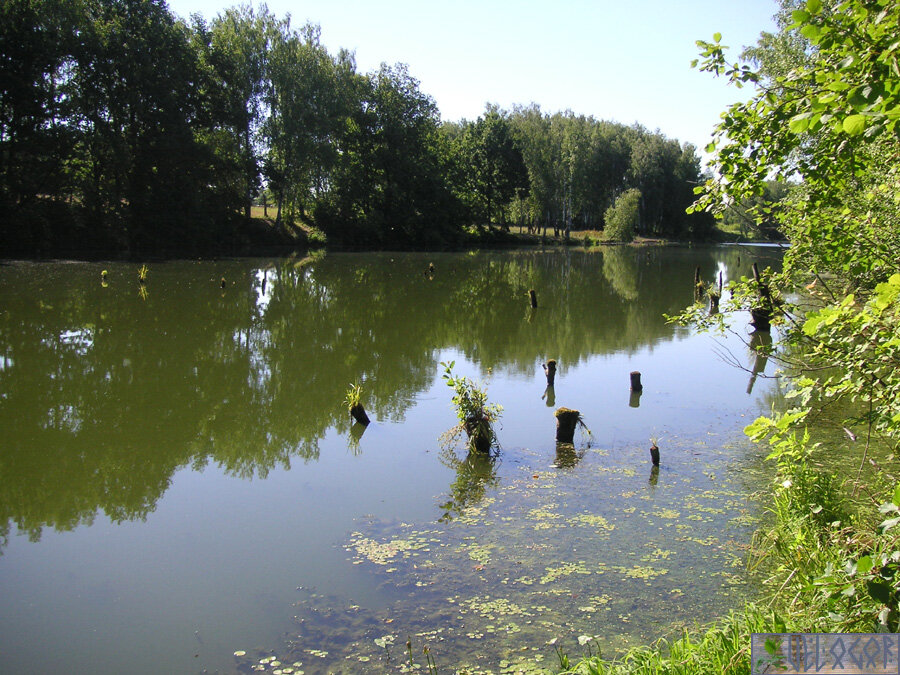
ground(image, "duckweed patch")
xmin=231 ymin=436 xmax=765 ymax=673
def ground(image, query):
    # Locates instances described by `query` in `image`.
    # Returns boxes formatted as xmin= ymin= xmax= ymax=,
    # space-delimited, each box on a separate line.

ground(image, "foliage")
xmin=440 ymin=361 xmax=502 ymax=453
xmin=719 ymin=180 xmax=789 ymax=241
xmin=685 ymin=0 xmax=900 ymax=447
xmin=343 ymin=382 xmax=363 ymax=410
xmin=636 ymin=3 xmax=900 ymax=673
xmin=745 ymin=415 xmax=900 ymax=634
xmin=562 ymin=607 xmax=776 ymax=674
xmin=1 ymin=0 xmax=716 ymax=254
xmin=603 ymin=189 xmax=641 ymax=242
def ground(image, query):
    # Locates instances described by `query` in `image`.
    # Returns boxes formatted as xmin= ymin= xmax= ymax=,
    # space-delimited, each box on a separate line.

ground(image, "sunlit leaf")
xmin=843 ymin=114 xmax=867 ymax=135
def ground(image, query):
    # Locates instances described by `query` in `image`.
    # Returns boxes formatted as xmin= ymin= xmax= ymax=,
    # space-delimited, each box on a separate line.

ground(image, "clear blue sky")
xmin=167 ymin=0 xmax=777 ymax=152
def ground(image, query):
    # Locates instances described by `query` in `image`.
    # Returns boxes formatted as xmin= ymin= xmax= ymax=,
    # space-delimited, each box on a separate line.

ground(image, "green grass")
xmin=560 ymin=607 xmax=777 ymax=675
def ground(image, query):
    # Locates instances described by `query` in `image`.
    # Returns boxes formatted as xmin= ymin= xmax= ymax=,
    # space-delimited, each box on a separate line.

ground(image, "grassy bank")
xmin=561 ymin=425 xmax=900 ymax=674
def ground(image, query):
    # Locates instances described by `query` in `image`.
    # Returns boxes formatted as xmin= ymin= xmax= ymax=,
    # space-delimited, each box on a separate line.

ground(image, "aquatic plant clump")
xmin=441 ymin=361 xmax=503 ymax=453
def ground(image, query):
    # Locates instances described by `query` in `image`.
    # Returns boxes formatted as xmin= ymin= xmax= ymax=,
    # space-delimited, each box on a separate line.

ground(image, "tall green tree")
xmin=209 ymin=3 xmax=273 ymax=222
xmin=67 ymin=0 xmax=221 ymax=250
xmin=459 ymin=107 xmax=529 ymax=228
xmin=0 ymin=0 xmax=83 ymax=246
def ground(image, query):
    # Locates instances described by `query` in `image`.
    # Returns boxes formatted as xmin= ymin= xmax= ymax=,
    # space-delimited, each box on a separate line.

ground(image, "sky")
xmin=166 ymin=0 xmax=778 ymax=153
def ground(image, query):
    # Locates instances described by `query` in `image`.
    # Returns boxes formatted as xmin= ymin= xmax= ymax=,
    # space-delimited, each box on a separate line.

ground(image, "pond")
xmin=0 ymin=245 xmax=784 ymax=674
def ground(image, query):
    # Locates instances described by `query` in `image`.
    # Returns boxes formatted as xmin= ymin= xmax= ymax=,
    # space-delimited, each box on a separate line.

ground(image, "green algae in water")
xmin=539 ymin=561 xmax=591 ymax=584
xmin=232 ymin=436 xmax=765 ymax=673
xmin=569 ymin=513 xmax=615 ymax=531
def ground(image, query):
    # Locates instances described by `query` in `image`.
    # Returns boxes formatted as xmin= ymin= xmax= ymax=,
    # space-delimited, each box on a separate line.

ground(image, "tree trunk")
xmin=350 ymin=403 xmax=370 ymax=426
xmin=555 ymin=407 xmax=581 ymax=443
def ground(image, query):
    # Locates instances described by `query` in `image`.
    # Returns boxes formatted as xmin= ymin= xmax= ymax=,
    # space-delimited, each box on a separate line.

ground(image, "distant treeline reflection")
xmin=0 ymin=247 xmax=780 ymax=548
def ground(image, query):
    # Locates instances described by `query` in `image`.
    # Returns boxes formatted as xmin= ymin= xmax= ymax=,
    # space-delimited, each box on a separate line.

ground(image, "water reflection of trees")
xmin=437 ymin=448 xmax=499 ymax=522
xmin=0 ymin=246 xmax=782 ymax=548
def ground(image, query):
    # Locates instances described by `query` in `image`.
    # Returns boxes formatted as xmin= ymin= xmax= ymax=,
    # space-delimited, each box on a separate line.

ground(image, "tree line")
xmin=1 ymin=0 xmax=713 ymax=255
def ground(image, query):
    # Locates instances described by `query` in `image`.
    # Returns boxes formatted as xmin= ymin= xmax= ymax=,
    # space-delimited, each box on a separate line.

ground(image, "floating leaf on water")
xmin=233 ymin=650 xmax=246 ymax=657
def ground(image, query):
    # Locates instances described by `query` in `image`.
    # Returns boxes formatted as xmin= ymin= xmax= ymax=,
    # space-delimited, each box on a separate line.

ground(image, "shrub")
xmin=603 ymin=189 xmax=641 ymax=242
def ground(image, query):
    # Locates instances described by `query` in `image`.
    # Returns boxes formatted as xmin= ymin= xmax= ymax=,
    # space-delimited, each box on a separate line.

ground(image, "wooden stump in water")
xmin=630 ymin=371 xmax=643 ymax=392
xmin=750 ymin=307 xmax=771 ymax=332
xmin=555 ymin=407 xmax=581 ymax=444
xmin=350 ymin=403 xmax=370 ymax=426
xmin=464 ymin=418 xmax=493 ymax=454
xmin=751 ymin=262 xmax=773 ymax=331
xmin=543 ymin=360 xmax=557 ymax=386
xmin=529 ymin=289 xmax=538 ymax=308
xmin=694 ymin=266 xmax=704 ymax=301
xmin=650 ymin=443 xmax=660 ymax=466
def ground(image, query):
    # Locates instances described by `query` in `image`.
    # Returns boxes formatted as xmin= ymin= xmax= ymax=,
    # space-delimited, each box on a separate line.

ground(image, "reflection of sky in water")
xmin=254 ymin=267 xmax=273 ymax=312
xmin=44 ymin=328 xmax=94 ymax=356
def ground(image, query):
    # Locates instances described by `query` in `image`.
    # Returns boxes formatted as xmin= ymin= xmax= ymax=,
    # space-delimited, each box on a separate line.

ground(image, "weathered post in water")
xmin=709 ymin=290 xmax=720 ymax=315
xmin=751 ymin=262 xmax=773 ymax=332
xmin=630 ymin=371 xmax=643 ymax=392
xmin=529 ymin=289 xmax=538 ymax=308
xmin=650 ymin=441 xmax=660 ymax=466
xmin=350 ymin=403 xmax=370 ymax=426
xmin=345 ymin=383 xmax=370 ymax=426
xmin=555 ymin=407 xmax=581 ymax=443
xmin=543 ymin=360 xmax=557 ymax=386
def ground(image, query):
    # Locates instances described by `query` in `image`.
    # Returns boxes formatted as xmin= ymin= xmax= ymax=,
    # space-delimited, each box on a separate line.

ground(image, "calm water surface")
xmin=0 ymin=246 xmax=784 ymax=674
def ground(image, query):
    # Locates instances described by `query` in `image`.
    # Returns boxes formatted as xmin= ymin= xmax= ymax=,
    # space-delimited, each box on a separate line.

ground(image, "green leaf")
xmin=789 ymin=115 xmax=811 ymax=134
xmin=893 ymin=483 xmax=900 ymax=506
xmin=792 ymin=9 xmax=811 ymax=24
xmin=867 ymin=579 xmax=893 ymax=604
xmin=843 ymin=114 xmax=867 ymax=135
xmin=801 ymin=24 xmax=821 ymax=42
xmin=857 ymin=555 xmax=874 ymax=574
xmin=807 ymin=0 xmax=822 ymax=12
xmin=713 ymin=32 xmax=722 ymax=43
xmin=772 ymin=611 xmax=787 ymax=634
